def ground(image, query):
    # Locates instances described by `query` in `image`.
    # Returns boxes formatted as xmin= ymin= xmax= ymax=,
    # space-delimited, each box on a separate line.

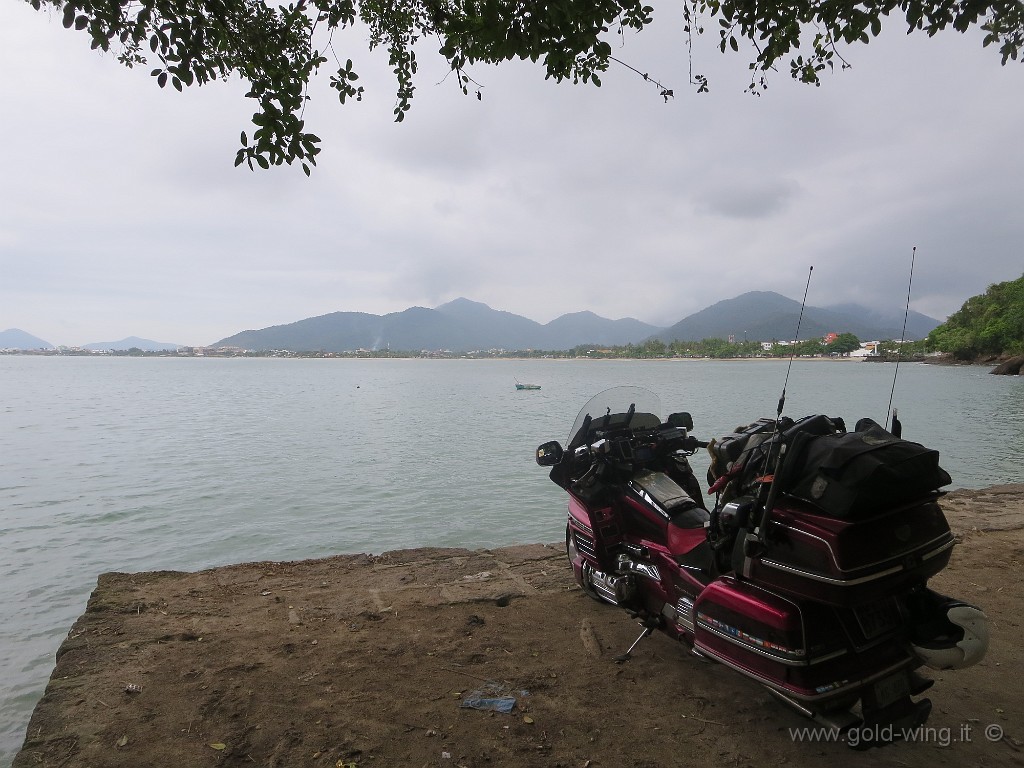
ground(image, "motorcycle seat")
xmin=670 ymin=504 xmax=711 ymax=528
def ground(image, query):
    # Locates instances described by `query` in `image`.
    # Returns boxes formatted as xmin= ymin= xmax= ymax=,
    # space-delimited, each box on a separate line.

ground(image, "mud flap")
xmin=847 ymin=689 xmax=932 ymax=750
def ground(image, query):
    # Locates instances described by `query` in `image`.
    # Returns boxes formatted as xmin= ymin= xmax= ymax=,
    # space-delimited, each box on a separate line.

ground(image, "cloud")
xmin=1 ymin=3 xmax=1022 ymax=346
xmin=694 ymin=178 xmax=802 ymax=219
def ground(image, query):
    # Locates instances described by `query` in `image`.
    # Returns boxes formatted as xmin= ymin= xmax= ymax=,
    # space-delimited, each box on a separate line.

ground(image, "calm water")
xmin=2 ymin=356 xmax=1022 ymax=764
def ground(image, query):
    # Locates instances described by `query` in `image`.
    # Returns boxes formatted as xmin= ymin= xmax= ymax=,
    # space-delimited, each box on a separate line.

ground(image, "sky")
xmin=1 ymin=2 xmax=1022 ymax=348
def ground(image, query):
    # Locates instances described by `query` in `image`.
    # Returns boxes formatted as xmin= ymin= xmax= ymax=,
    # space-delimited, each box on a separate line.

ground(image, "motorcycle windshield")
xmin=567 ymin=386 xmax=663 ymax=448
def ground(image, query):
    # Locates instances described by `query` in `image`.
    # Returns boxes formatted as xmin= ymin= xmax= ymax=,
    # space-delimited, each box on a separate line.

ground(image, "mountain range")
xmin=0 ymin=328 xmax=54 ymax=350
xmin=211 ymin=294 xmax=940 ymax=352
xmin=2 ymin=294 xmax=942 ymax=352
xmin=212 ymin=299 xmax=661 ymax=352
xmin=82 ymin=337 xmax=180 ymax=352
xmin=0 ymin=330 xmax=180 ymax=352
xmin=652 ymin=292 xmax=940 ymax=345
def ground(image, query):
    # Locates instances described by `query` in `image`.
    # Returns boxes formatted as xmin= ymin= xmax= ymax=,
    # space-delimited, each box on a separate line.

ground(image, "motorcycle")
xmin=535 ymin=386 xmax=989 ymax=748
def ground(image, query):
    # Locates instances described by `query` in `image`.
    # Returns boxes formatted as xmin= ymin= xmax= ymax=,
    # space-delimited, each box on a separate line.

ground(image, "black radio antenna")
xmin=776 ymin=265 xmax=814 ymax=420
xmin=746 ymin=266 xmax=815 ymax=560
xmin=885 ymin=246 xmax=916 ymax=437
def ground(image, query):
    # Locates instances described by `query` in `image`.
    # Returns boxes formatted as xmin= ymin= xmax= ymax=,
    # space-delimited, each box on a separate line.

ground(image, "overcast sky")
xmin=1 ymin=1 xmax=1021 ymax=347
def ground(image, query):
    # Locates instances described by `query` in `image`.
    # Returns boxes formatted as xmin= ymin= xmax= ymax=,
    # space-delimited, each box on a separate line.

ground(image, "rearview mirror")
xmin=667 ymin=412 xmax=694 ymax=430
xmin=536 ymin=441 xmax=564 ymax=466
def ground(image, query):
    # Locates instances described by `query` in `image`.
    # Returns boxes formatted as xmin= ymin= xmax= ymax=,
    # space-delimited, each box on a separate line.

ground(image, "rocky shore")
xmin=14 ymin=486 xmax=1024 ymax=768
xmin=922 ymin=353 xmax=1024 ymax=374
xmin=990 ymin=356 xmax=1024 ymax=375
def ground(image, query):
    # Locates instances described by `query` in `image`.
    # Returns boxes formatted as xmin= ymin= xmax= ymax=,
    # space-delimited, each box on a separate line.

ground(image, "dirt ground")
xmin=14 ymin=485 xmax=1024 ymax=768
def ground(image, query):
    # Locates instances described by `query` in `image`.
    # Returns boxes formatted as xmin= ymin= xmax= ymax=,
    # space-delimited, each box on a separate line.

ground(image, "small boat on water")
xmin=515 ymin=379 xmax=541 ymax=391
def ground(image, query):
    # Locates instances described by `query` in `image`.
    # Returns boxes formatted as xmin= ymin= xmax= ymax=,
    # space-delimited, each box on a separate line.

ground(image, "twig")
xmin=608 ymin=56 xmax=673 ymax=100
xmin=435 ymin=665 xmax=511 ymax=685
xmin=681 ymin=714 xmax=725 ymax=726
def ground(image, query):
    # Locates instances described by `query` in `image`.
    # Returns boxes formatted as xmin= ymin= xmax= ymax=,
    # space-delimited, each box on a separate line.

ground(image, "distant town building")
xmin=850 ymin=341 xmax=881 ymax=358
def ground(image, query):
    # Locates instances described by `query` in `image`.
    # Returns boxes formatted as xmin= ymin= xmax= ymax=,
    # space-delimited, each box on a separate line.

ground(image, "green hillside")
xmin=927 ymin=274 xmax=1024 ymax=360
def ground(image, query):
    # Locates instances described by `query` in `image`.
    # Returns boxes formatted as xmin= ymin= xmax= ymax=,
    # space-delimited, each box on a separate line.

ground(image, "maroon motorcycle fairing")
xmin=547 ymin=387 xmax=987 ymax=745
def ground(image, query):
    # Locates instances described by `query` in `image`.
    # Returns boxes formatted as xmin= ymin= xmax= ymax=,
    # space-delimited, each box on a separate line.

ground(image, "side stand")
xmin=614 ymin=625 xmax=654 ymax=663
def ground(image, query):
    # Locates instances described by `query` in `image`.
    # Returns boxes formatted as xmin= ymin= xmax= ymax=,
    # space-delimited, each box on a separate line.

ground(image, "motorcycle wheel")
xmin=565 ymin=524 xmax=603 ymax=603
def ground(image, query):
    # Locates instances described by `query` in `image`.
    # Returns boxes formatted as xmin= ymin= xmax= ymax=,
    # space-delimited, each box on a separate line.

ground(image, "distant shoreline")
xmin=6 ymin=353 xmax=1005 ymax=373
xmin=1 ymin=351 xmax=899 ymax=363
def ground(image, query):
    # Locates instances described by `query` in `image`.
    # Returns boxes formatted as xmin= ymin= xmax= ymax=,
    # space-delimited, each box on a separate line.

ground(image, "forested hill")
xmin=927 ymin=274 xmax=1024 ymax=360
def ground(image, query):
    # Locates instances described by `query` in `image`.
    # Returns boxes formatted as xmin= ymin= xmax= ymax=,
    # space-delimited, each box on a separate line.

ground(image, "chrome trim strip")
xmin=760 ymin=539 xmax=954 ymax=586
xmin=843 ymin=533 xmax=956 ymax=574
xmin=696 ymin=621 xmax=807 ymax=665
xmin=567 ymin=513 xmax=593 ymax=535
xmin=696 ymin=618 xmax=847 ymax=667
xmin=676 ymin=596 xmax=695 ymax=632
xmin=692 ymin=645 xmax=912 ymax=702
xmin=571 ymin=530 xmax=597 ymax=560
xmin=630 ymin=561 xmax=661 ymax=581
xmin=592 ymin=581 xmax=617 ymax=603
xmin=770 ymin=523 xmax=954 ymax=576
xmin=575 ymin=541 xmax=597 ymax=561
xmin=921 ymin=539 xmax=956 ymax=560
xmin=760 ymin=559 xmax=902 ymax=586
xmin=694 ymin=620 xmax=851 ymax=666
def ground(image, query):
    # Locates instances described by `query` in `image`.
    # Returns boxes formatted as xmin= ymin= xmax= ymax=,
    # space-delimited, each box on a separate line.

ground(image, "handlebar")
xmin=561 ymin=421 xmax=706 ymax=493
xmin=574 ymin=426 xmax=706 ymax=462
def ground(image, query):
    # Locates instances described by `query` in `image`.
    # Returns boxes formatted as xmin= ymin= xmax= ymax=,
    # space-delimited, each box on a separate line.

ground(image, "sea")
xmin=2 ymin=355 xmax=1022 ymax=765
